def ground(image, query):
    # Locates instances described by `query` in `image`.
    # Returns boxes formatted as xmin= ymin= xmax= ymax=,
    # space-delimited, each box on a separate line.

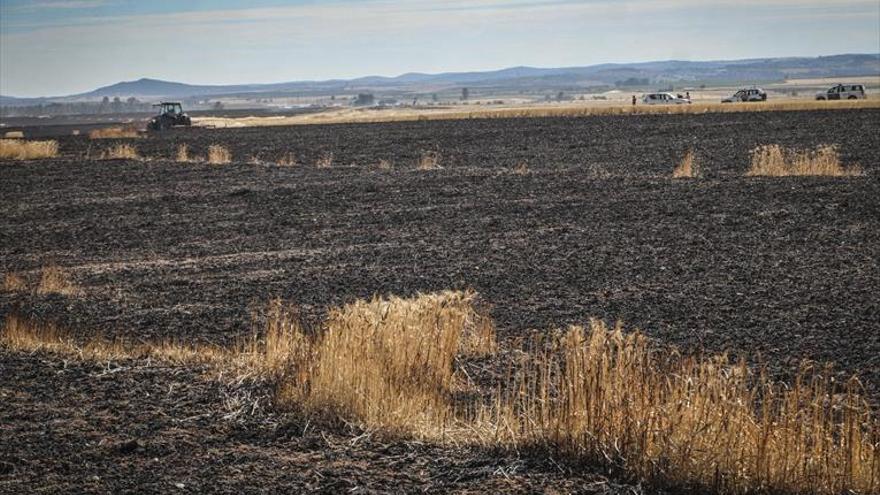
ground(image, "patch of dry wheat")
xmin=748 ymin=144 xmax=863 ymax=177
xmin=276 ymin=152 xmax=298 ymax=167
xmin=88 ymin=127 xmax=140 ymax=139
xmin=417 ymin=151 xmax=442 ymax=170
xmin=175 ymin=144 xmax=196 ymax=163
xmin=36 ymin=265 xmax=80 ymax=296
xmin=0 ymin=139 xmax=58 ymax=160
xmin=2 ymin=273 xmax=27 ymax=292
xmin=101 ymin=143 xmax=140 ymax=160
xmin=512 ymin=161 xmax=530 ymax=175
xmin=315 ymin=152 xmax=334 ymax=168
xmin=207 ymin=145 xmax=232 ymax=164
xmin=472 ymin=321 xmax=878 ymax=494
xmin=672 ymin=149 xmax=701 ymax=178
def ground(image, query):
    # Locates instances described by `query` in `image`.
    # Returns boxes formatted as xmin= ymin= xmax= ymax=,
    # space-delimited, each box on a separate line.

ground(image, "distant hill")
xmin=77 ymin=78 xmax=246 ymax=98
xmin=3 ymin=53 xmax=878 ymax=105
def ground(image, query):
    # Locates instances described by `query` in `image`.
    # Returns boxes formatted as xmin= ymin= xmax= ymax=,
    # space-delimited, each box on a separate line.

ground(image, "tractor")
xmin=147 ymin=102 xmax=192 ymax=131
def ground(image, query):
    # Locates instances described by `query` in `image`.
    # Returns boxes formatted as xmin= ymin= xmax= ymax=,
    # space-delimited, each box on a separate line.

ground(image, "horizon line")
xmin=3 ymin=51 xmax=879 ymax=100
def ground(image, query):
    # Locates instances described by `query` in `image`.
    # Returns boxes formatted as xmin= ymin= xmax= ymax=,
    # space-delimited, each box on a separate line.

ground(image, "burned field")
xmin=2 ymin=109 xmax=880 ymax=493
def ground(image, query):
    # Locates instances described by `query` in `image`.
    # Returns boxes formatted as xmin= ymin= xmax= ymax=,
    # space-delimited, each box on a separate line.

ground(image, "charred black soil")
xmin=2 ymin=109 xmax=879 ymax=493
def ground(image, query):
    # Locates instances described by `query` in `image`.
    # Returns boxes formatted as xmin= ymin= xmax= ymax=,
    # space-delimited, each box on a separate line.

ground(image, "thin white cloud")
xmin=5 ymin=0 xmax=879 ymax=30
xmin=4 ymin=0 xmax=877 ymax=48
xmin=6 ymin=0 xmax=109 ymax=11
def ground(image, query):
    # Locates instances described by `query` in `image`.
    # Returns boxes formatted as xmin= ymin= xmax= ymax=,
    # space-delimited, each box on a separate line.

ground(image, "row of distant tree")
xmin=1 ymin=96 xmax=153 ymax=117
xmin=0 ymin=97 xmax=227 ymax=117
xmin=353 ymin=88 xmax=470 ymax=107
xmin=352 ymin=88 xmax=608 ymax=106
xmin=4 ymin=81 xmax=710 ymax=116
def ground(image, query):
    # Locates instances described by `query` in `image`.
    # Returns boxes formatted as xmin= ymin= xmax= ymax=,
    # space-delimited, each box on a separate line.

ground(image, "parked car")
xmin=642 ymin=93 xmax=691 ymax=105
xmin=815 ymin=84 xmax=866 ymax=100
xmin=722 ymin=87 xmax=767 ymax=103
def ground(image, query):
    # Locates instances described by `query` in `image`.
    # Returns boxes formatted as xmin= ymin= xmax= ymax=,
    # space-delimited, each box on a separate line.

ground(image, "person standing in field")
xmin=632 ymin=95 xmax=636 ymax=106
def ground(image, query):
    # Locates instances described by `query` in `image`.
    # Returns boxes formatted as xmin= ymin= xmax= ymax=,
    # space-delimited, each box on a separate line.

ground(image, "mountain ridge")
xmin=3 ymin=53 xmax=878 ymax=104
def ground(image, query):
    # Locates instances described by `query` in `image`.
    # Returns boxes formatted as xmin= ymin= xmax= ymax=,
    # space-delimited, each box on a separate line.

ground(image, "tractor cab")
xmin=148 ymin=102 xmax=191 ymax=131
xmin=156 ymin=102 xmax=183 ymax=116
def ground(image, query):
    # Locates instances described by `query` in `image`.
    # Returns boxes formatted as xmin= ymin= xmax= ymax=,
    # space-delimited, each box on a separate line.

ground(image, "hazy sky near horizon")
xmin=1 ymin=0 xmax=879 ymax=97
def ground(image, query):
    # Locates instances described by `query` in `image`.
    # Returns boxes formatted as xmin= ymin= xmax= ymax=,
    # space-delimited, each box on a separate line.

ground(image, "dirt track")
xmin=2 ymin=109 xmax=879 ymax=493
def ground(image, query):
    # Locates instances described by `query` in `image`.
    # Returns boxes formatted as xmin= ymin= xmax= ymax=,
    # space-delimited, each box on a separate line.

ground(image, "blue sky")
xmin=2 ymin=0 xmax=879 ymax=97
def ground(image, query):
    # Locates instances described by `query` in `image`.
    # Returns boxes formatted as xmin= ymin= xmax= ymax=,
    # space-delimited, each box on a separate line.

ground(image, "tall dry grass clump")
xmin=2 ymin=315 xmax=71 ymax=355
xmin=417 ymin=151 xmax=442 ymax=170
xmin=512 ymin=161 xmax=530 ymax=175
xmin=277 ymin=152 xmax=298 ymax=167
xmin=2 ymin=265 xmax=79 ymax=296
xmin=35 ymin=265 xmax=80 ymax=296
xmin=477 ymin=321 xmax=879 ymax=494
xmin=88 ymin=127 xmax=140 ymax=139
xmin=274 ymin=290 xmax=496 ymax=436
xmin=0 ymin=139 xmax=58 ymax=160
xmin=207 ymin=145 xmax=232 ymax=164
xmin=315 ymin=152 xmax=334 ymax=168
xmin=235 ymin=300 xmax=313 ymax=383
xmin=175 ymin=144 xmax=194 ymax=163
xmin=1 ymin=315 xmax=227 ymax=364
xmin=748 ymin=144 xmax=863 ymax=177
xmin=3 ymin=273 xmax=27 ymax=292
xmin=672 ymin=149 xmax=700 ymax=178
xmin=101 ymin=143 xmax=140 ymax=160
